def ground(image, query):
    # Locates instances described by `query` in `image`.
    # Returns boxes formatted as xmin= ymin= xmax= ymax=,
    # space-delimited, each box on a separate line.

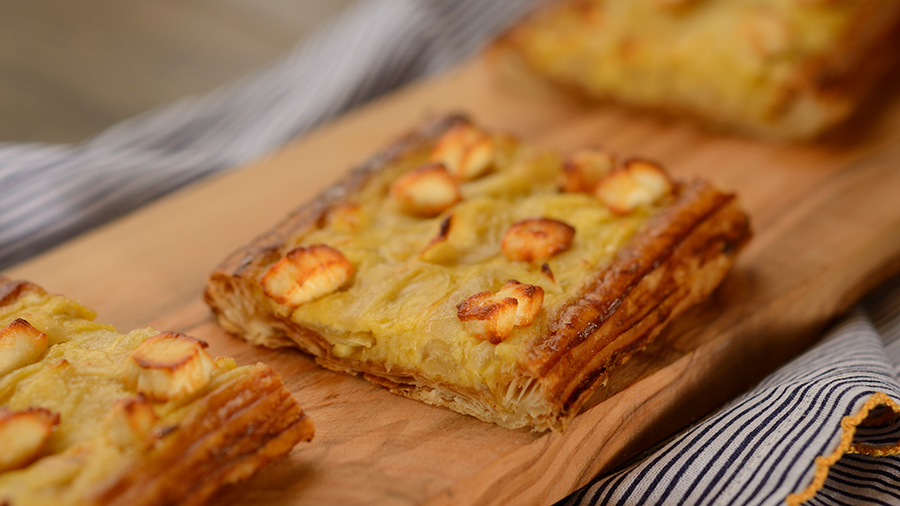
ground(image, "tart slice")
xmin=0 ymin=277 xmax=314 ymax=506
xmin=205 ymin=115 xmax=751 ymax=432
xmin=491 ymin=0 xmax=900 ymax=140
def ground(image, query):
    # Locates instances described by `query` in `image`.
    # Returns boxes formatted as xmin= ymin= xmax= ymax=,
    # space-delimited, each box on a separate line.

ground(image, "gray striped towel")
xmin=3 ymin=1 xmax=900 ymax=504
xmin=0 ymin=0 xmax=534 ymax=269
xmin=560 ymin=277 xmax=900 ymax=505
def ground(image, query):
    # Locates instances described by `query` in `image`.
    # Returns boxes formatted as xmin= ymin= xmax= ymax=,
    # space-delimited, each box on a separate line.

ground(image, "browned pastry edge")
xmin=0 ymin=278 xmax=43 ymax=307
xmin=528 ymin=181 xmax=750 ymax=425
xmin=206 ymin=114 xmax=472 ymax=355
xmin=335 ymin=181 xmax=750 ymax=432
xmin=0 ymin=276 xmax=315 ymax=506
xmin=216 ymin=113 xmax=471 ymax=283
xmin=205 ymin=115 xmax=751 ymax=432
xmin=488 ymin=1 xmax=900 ymax=140
xmin=95 ymin=364 xmax=314 ymax=506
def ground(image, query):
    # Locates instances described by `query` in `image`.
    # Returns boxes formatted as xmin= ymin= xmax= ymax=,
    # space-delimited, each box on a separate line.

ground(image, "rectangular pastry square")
xmin=205 ymin=115 xmax=751 ymax=432
xmin=0 ymin=277 xmax=314 ymax=506
xmin=491 ymin=0 xmax=900 ymax=139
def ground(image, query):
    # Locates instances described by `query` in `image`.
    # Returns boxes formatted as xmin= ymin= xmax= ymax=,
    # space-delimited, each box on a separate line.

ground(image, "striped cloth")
xmin=3 ymin=1 xmax=900 ymax=505
xmin=0 ymin=0 xmax=535 ymax=270
xmin=559 ymin=277 xmax=900 ymax=506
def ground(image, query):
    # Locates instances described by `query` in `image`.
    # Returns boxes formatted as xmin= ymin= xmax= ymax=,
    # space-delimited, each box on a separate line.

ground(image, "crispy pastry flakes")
xmin=206 ymin=115 xmax=750 ymax=432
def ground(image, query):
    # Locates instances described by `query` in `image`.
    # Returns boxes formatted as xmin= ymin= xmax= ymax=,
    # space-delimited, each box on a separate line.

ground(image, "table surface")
xmin=6 ymin=54 xmax=900 ymax=505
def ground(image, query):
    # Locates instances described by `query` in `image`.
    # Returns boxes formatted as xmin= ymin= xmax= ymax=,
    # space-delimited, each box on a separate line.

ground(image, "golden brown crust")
xmin=95 ymin=364 xmax=314 ymax=506
xmin=205 ymin=114 xmax=472 ymax=353
xmin=213 ymin=114 xmax=471 ymax=281
xmin=799 ymin=0 xmax=900 ymax=99
xmin=205 ymin=115 xmax=750 ymax=432
xmin=528 ymin=182 xmax=750 ymax=422
xmin=0 ymin=276 xmax=314 ymax=506
xmin=0 ymin=278 xmax=43 ymax=307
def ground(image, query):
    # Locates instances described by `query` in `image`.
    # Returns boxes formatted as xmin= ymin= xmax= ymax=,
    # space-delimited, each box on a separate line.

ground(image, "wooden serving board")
xmin=8 ymin=56 xmax=900 ymax=506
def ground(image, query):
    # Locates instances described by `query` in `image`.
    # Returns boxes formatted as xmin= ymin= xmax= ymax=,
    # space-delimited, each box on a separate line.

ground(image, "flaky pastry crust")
xmin=0 ymin=277 xmax=314 ymax=506
xmin=205 ymin=115 xmax=750 ymax=432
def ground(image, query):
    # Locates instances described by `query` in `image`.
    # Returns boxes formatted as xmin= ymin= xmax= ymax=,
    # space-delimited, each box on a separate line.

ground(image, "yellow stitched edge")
xmin=785 ymin=392 xmax=900 ymax=506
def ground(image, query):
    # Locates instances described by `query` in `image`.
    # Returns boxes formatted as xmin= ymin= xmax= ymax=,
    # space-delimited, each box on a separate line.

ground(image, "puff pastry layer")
xmin=206 ymin=115 xmax=751 ymax=432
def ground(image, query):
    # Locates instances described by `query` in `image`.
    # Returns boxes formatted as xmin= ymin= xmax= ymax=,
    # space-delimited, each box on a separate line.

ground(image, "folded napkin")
xmin=560 ymin=275 xmax=900 ymax=506
xmin=2 ymin=1 xmax=899 ymax=505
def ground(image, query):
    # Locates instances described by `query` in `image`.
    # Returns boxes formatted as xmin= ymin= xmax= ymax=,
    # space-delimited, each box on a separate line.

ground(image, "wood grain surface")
xmin=7 ymin=56 xmax=900 ymax=505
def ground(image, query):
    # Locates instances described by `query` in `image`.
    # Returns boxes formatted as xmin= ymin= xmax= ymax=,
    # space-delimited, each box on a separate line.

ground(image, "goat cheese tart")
xmin=205 ymin=115 xmax=750 ymax=432
xmin=0 ymin=277 xmax=314 ymax=506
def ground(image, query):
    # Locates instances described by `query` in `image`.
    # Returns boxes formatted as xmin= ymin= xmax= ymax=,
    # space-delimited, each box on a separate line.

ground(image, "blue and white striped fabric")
xmin=3 ymin=1 xmax=900 ymax=505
